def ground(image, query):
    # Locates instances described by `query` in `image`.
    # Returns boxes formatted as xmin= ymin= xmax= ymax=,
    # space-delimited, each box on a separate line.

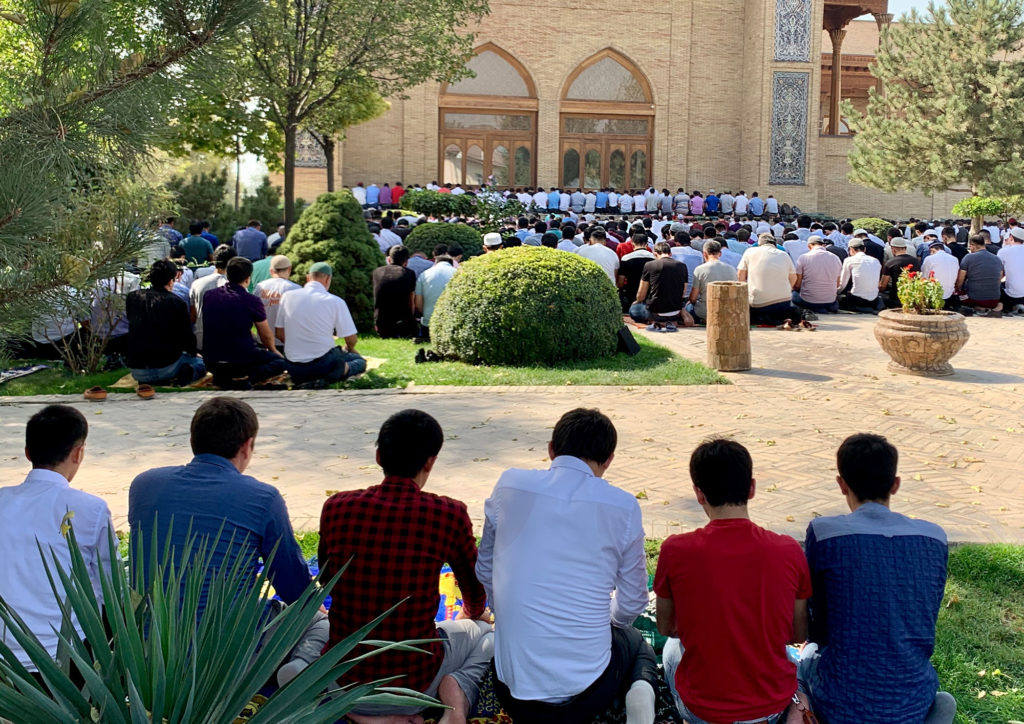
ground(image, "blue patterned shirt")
xmin=804 ymin=503 xmax=947 ymax=724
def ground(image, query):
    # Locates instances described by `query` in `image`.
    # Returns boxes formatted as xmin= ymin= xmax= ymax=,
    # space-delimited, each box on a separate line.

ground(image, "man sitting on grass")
xmin=478 ymin=408 xmax=658 ymax=724
xmin=655 ymin=439 xmax=812 ymax=724
xmin=320 ymin=410 xmax=492 ymax=724
xmin=799 ymin=434 xmax=955 ymax=724
xmin=128 ymin=397 xmax=326 ymax=687
xmin=276 ymin=261 xmax=366 ymax=389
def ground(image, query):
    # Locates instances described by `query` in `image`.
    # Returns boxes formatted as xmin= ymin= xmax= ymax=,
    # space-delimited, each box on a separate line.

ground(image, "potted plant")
xmin=874 ymin=267 xmax=970 ymax=376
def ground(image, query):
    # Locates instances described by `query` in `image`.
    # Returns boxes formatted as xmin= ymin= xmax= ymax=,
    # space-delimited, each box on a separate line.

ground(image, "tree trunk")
xmin=234 ymin=138 xmax=242 ymax=212
xmin=324 ymin=136 xmax=336 ymax=192
xmin=283 ymin=122 xmax=298 ymax=227
xmin=971 ymin=215 xmax=982 ymax=234
xmin=706 ymin=281 xmax=751 ymax=371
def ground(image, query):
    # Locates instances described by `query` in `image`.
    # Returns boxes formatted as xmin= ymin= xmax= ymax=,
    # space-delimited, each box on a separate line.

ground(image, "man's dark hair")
xmin=969 ymin=233 xmax=987 ymax=247
xmin=165 ymin=216 xmax=176 ymax=225
xmin=212 ymin=244 xmax=237 ymax=269
xmin=432 ymin=244 xmax=449 ymax=258
xmin=247 ymin=219 xmax=261 ymax=228
xmin=376 ymin=409 xmax=444 ymax=477
xmin=448 ymin=244 xmax=464 ymax=258
xmin=689 ymin=439 xmax=752 ymax=507
xmin=225 ymin=256 xmax=254 ymax=284
xmin=382 ymin=217 xmax=394 ymax=229
xmin=201 ymin=220 xmax=212 ymax=230
xmin=534 ymin=221 xmax=548 ymax=234
xmin=591 ymin=227 xmax=606 ymax=241
xmin=189 ymin=221 xmax=203 ymax=236
xmin=541 ymin=232 xmax=558 ymax=248
xmin=914 ymin=221 xmax=929 ymax=234
xmin=836 ymin=433 xmax=898 ymax=502
xmin=797 ymin=215 xmax=811 ymax=229
xmin=550 ymin=408 xmax=616 ymax=464
xmin=673 ymin=231 xmax=690 ymax=246
xmin=690 ymin=227 xmax=704 ymax=239
xmin=653 ymin=241 xmax=671 ymax=255
xmin=737 ymin=228 xmax=751 ymax=243
xmin=26 ymin=404 xmax=87 ymax=468
xmin=942 ymin=226 xmax=956 ymax=240
xmin=149 ymin=258 xmax=178 ymax=289
xmin=840 ymin=222 xmax=854 ymax=235
xmin=191 ymin=397 xmax=259 ymax=459
xmin=518 ymin=216 xmax=530 ymax=229
xmin=389 ymin=245 xmax=410 ymax=266
xmin=887 ymin=227 xmax=903 ymax=241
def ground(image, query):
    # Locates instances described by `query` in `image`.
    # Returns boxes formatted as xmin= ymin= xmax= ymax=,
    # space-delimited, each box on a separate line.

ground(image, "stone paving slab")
xmin=1 ymin=315 xmax=1022 ymax=544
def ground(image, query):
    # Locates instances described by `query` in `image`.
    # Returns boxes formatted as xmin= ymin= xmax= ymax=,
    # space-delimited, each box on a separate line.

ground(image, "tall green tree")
xmin=0 ymin=0 xmax=260 ymax=355
xmin=845 ymin=0 xmax=1024 ymax=215
xmin=244 ymin=0 xmax=490 ymax=225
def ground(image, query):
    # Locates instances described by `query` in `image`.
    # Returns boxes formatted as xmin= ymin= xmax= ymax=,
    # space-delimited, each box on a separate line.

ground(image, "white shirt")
xmin=632 ymin=193 xmax=645 ymax=210
xmin=267 ymin=232 xmax=282 ymax=247
xmin=575 ymin=243 xmax=620 ymax=284
xmin=783 ymin=238 xmax=810 ymax=266
xmin=738 ymin=245 xmax=796 ymax=307
xmin=32 ymin=287 xmax=80 ymax=344
xmin=189 ymin=271 xmax=226 ymax=351
xmin=921 ymin=250 xmax=960 ymax=299
xmin=557 ymin=239 xmax=579 ymax=253
xmin=619 ymin=195 xmax=633 ymax=213
xmin=255 ymin=276 xmax=301 ymax=330
xmin=839 ymin=252 xmax=882 ymax=301
xmin=276 ymin=280 xmax=357 ymax=363
xmin=351 ymin=186 xmax=367 ymax=204
xmin=584 ymin=192 xmax=597 ymax=213
xmin=734 ymin=194 xmax=749 ymax=214
xmin=765 ymin=197 xmax=780 ymax=214
xmin=0 ymin=469 xmax=113 ymax=670
xmin=607 ymin=192 xmax=619 ymax=208
xmin=476 ymin=456 xmax=648 ymax=703
xmin=378 ymin=228 xmax=402 ymax=254
xmin=532 ymin=191 xmax=547 ymax=209
xmin=998 ymin=244 xmax=1024 ymax=298
xmin=559 ymin=192 xmax=571 ymax=212
xmin=415 ymin=261 xmax=457 ymax=325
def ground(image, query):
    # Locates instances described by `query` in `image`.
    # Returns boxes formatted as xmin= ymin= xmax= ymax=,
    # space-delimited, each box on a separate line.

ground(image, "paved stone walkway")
xmin=1 ymin=314 xmax=1022 ymax=543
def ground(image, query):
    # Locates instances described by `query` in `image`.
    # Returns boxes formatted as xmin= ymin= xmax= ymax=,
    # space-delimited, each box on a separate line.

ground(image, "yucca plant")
xmin=0 ymin=524 xmax=437 ymax=723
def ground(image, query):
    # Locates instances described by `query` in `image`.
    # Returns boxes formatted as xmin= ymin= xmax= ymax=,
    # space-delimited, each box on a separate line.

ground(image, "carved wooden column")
xmin=872 ymin=13 xmax=893 ymax=94
xmin=827 ymin=26 xmax=847 ymax=135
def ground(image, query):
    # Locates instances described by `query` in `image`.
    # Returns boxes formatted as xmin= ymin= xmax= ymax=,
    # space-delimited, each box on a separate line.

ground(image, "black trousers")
xmin=493 ymin=625 xmax=659 ymax=724
xmin=209 ymin=348 xmax=286 ymax=387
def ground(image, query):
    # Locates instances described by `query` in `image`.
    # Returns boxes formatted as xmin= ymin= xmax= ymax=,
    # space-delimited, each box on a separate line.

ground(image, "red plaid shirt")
xmin=319 ymin=476 xmax=486 ymax=693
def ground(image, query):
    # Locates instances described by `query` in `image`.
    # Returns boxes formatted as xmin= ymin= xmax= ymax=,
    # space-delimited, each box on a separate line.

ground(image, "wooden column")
xmin=872 ymin=13 xmax=893 ymax=95
xmin=706 ymin=282 xmax=751 ymax=372
xmin=827 ymin=26 xmax=847 ymax=135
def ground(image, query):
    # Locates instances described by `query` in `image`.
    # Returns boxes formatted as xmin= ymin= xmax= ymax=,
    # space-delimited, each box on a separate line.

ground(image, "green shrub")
xmin=278 ymin=190 xmax=384 ymax=331
xmin=404 ymin=222 xmax=484 ymax=258
xmin=851 ymin=217 xmax=893 ymax=236
xmin=431 ymin=247 xmax=621 ymax=365
xmin=402 ymin=189 xmax=474 ymax=218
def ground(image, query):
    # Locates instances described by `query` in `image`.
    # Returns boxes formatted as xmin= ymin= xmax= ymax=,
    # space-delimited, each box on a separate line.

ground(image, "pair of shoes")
xmin=985 ymin=308 xmax=1003 ymax=318
xmin=664 ymin=323 xmax=678 ymax=332
xmin=415 ymin=348 xmax=427 ymax=364
xmin=1013 ymin=304 xmax=1024 ymax=315
xmin=83 ymin=386 xmax=107 ymax=401
xmin=801 ymin=310 xmax=819 ymax=321
xmin=294 ymin=379 xmax=328 ymax=390
xmin=136 ymin=384 xmax=155 ymax=400
xmin=645 ymin=324 xmax=663 ymax=333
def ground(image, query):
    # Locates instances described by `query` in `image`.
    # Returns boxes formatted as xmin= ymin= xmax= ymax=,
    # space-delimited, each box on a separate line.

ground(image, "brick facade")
xmin=279 ymin=0 xmax=965 ymax=220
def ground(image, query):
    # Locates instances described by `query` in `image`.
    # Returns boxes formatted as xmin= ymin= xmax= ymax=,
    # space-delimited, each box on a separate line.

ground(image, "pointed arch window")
xmin=439 ymin=43 xmax=537 ymax=188
xmin=559 ymin=49 xmax=654 ymax=191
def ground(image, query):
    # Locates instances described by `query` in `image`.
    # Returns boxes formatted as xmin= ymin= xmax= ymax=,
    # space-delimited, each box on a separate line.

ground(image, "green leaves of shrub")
xmin=431 ymin=247 xmax=622 ymax=365
xmin=278 ymin=190 xmax=385 ymax=331
xmin=404 ymin=223 xmax=484 ymax=258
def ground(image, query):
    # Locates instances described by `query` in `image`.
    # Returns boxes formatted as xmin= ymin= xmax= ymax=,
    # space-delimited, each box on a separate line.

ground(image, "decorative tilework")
xmin=770 ymin=72 xmax=809 ymax=186
xmin=775 ymin=0 xmax=812 ymax=62
xmin=295 ymin=130 xmax=327 ymax=168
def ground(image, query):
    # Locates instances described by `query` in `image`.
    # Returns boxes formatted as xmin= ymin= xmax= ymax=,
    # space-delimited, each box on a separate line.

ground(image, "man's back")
xmin=201 ymin=284 xmax=263 ymax=363
xmin=644 ymin=257 xmax=688 ymax=313
xmin=234 ymin=228 xmax=267 ymax=261
xmin=319 ymin=479 xmax=484 ymax=693
xmin=277 ymin=281 xmax=356 ymax=363
xmin=692 ymin=259 xmax=738 ymax=319
xmin=372 ymin=264 xmax=416 ymax=330
xmin=478 ymin=457 xmax=646 ymax=702
xmin=0 ymin=470 xmax=112 ymax=669
xmin=575 ymin=243 xmax=619 ymax=284
xmin=741 ymin=246 xmax=795 ymax=307
xmin=255 ymin=277 xmax=300 ymax=330
xmin=796 ymin=248 xmax=842 ymax=302
xmin=655 ymin=520 xmax=810 ymax=723
xmin=960 ymin=248 xmax=1004 ymax=300
xmin=128 ymin=455 xmax=308 ymax=615
xmin=999 ymin=244 xmax=1024 ymax=297
xmin=126 ymin=288 xmax=196 ymax=369
xmin=922 ymin=251 xmax=960 ymax=298
xmin=189 ymin=272 xmax=225 ymax=351
xmin=805 ymin=505 xmax=947 ymax=724
xmin=182 ymin=235 xmax=213 ymax=264
xmin=416 ymin=261 xmax=457 ymax=325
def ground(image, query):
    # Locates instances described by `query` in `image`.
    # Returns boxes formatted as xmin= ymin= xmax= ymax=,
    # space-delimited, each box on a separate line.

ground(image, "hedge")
xmin=277 ymin=190 xmax=385 ymax=331
xmin=851 ymin=217 xmax=893 ymax=237
xmin=404 ymin=223 xmax=484 ymax=258
xmin=430 ymin=247 xmax=621 ymax=365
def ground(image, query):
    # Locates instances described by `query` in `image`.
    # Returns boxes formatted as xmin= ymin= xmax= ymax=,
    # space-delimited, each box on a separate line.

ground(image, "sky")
xmin=884 ymin=0 xmax=930 ymax=17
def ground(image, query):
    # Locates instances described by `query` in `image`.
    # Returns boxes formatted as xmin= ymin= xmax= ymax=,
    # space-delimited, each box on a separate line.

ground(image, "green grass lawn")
xmin=0 ymin=335 xmax=724 ymax=396
xmin=291 ymin=534 xmax=1022 ymax=723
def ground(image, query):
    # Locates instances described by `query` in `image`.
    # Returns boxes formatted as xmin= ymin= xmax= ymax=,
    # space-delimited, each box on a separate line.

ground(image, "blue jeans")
xmin=792 ymin=291 xmax=839 ymax=313
xmin=130 ymin=354 xmax=205 ymax=385
xmin=797 ymin=647 xmax=957 ymax=724
xmin=663 ymin=638 xmax=787 ymax=724
xmin=286 ymin=346 xmax=366 ymax=385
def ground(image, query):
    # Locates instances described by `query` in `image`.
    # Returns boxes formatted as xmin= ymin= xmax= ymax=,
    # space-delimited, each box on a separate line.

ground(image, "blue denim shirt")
xmin=128 ymin=454 xmax=310 ymax=615
xmin=805 ymin=503 xmax=947 ymax=724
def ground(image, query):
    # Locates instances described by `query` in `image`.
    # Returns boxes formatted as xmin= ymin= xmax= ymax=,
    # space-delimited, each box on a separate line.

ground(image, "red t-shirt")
xmin=653 ymin=519 xmax=812 ymax=723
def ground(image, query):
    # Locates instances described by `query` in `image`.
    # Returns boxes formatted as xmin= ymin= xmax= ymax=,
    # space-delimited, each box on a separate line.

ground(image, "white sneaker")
xmin=1014 ymin=304 xmax=1024 ymax=315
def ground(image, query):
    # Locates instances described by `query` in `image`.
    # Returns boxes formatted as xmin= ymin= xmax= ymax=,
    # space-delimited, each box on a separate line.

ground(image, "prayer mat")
xmin=110 ymin=373 xmax=136 ymax=389
xmin=363 ymin=355 xmax=387 ymax=372
xmin=0 ymin=364 xmax=48 ymax=385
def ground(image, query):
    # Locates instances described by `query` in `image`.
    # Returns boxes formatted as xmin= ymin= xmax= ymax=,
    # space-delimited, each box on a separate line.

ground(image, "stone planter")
xmin=874 ymin=309 xmax=970 ymax=376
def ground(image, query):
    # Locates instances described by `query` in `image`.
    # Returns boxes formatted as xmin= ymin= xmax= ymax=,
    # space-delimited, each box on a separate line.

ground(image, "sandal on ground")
xmin=799 ymin=320 xmax=817 ymax=331
xmin=779 ymin=320 xmax=795 ymax=331
xmin=83 ymin=386 xmax=107 ymax=401
xmin=136 ymin=384 xmax=155 ymax=400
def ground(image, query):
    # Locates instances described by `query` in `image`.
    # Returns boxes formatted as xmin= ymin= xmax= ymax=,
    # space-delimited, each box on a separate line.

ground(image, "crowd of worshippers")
xmin=370 ymin=210 xmax=1024 ymax=339
xmin=15 ymin=217 xmax=367 ymax=392
xmin=3 ymin=402 xmax=958 ymax=724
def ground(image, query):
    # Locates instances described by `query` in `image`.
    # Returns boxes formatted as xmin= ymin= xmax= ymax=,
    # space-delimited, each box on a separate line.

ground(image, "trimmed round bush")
xmin=277 ymin=190 xmax=385 ymax=331
xmin=404 ymin=222 xmax=483 ymax=258
xmin=431 ymin=247 xmax=621 ymax=366
xmin=851 ymin=217 xmax=892 ymax=237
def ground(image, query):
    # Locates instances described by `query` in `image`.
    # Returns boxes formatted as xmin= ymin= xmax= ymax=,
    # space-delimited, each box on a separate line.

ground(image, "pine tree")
xmin=846 ymin=0 xmax=1024 ymax=206
xmin=0 ymin=0 xmax=259 ymax=355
